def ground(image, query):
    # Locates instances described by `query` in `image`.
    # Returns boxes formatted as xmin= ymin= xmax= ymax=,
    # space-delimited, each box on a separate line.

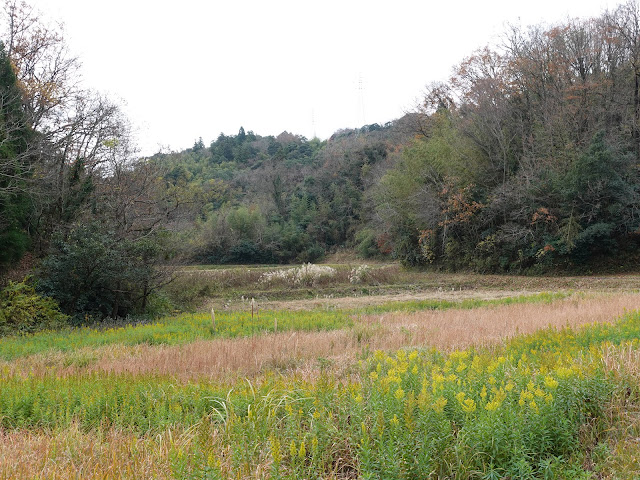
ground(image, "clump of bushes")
xmin=0 ymin=280 xmax=68 ymax=336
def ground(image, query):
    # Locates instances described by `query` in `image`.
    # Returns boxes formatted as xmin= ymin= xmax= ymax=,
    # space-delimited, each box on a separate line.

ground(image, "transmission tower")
xmin=356 ymin=74 xmax=366 ymax=128
xmin=311 ymin=108 xmax=317 ymax=139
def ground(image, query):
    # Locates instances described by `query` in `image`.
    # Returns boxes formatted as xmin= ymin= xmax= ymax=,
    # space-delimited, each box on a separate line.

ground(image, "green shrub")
xmin=0 ymin=280 xmax=68 ymax=336
xmin=355 ymin=228 xmax=380 ymax=258
xmin=38 ymin=223 xmax=171 ymax=321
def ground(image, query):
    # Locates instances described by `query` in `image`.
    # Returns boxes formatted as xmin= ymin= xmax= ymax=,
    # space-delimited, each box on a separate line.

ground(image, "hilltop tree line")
xmin=2 ymin=0 xmax=640 ymax=324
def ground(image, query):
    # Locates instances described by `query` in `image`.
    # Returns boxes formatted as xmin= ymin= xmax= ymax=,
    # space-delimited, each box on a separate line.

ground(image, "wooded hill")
xmin=147 ymin=119 xmax=414 ymax=265
xmin=2 ymin=1 xmax=640 ymax=322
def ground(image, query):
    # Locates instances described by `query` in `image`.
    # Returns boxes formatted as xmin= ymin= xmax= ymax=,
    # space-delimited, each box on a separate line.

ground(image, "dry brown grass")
xmin=595 ymin=343 xmax=640 ymax=479
xmin=367 ymin=292 xmax=640 ymax=351
xmin=0 ymin=424 xmax=172 ymax=479
xmin=228 ymin=271 xmax=640 ymax=312
xmin=8 ymin=292 xmax=637 ymax=382
xmin=0 ymin=423 xmax=297 ymax=480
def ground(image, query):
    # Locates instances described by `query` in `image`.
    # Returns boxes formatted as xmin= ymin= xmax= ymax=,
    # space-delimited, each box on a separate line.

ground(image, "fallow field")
xmin=2 ymin=263 xmax=640 ymax=479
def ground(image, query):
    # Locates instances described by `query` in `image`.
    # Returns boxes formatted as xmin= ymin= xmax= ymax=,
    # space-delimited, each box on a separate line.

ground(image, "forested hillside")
xmin=148 ymin=120 xmax=413 ymax=265
xmin=2 ymin=0 xmax=640 ymax=323
xmin=375 ymin=6 xmax=640 ymax=271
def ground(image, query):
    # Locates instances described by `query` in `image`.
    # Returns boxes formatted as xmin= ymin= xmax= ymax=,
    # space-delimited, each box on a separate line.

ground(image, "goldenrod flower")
xmin=462 ymin=398 xmax=476 ymax=413
xmin=289 ymin=440 xmax=297 ymax=458
xmin=433 ymin=396 xmax=447 ymax=413
xmin=544 ymin=375 xmax=559 ymax=389
xmin=298 ymin=441 xmax=306 ymax=458
xmin=270 ymin=437 xmax=281 ymax=464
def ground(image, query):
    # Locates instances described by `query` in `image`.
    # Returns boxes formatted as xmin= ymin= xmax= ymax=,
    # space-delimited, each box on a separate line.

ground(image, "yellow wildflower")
xmin=471 ymin=355 xmax=483 ymax=373
xmin=556 ymin=367 xmax=573 ymax=379
xmin=290 ymin=440 xmax=297 ymax=458
xmin=462 ymin=398 xmax=476 ymax=413
xmin=298 ymin=441 xmax=306 ymax=458
xmin=433 ymin=396 xmax=447 ymax=413
xmin=544 ymin=375 xmax=559 ymax=389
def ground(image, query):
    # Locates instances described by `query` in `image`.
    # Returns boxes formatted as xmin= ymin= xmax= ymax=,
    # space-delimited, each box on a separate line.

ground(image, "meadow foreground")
xmin=1 ymin=269 xmax=640 ymax=479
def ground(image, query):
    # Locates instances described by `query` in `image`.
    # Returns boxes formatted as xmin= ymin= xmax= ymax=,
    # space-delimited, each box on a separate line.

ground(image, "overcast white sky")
xmin=29 ymin=0 xmax=619 ymax=155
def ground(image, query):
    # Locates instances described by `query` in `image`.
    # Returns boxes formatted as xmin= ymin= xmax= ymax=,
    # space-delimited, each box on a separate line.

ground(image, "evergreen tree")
xmin=0 ymin=41 xmax=33 ymax=268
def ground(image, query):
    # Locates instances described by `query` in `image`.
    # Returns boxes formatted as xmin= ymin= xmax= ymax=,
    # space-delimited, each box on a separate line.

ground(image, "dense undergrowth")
xmin=1 ymin=300 xmax=639 ymax=478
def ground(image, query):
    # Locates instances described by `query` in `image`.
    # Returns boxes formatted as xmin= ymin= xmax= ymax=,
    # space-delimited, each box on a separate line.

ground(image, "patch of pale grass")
xmin=602 ymin=343 xmax=640 ymax=381
xmin=87 ymin=330 xmax=364 ymax=381
xmin=13 ymin=292 xmax=632 ymax=381
xmin=0 ymin=424 xmax=172 ymax=479
xmin=0 ymin=421 xmax=348 ymax=480
xmin=0 ymin=344 xmax=143 ymax=379
xmin=366 ymin=292 xmax=640 ymax=352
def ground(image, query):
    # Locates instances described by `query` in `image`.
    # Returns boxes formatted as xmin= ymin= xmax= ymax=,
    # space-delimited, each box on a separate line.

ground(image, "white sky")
xmin=29 ymin=0 xmax=618 ymax=156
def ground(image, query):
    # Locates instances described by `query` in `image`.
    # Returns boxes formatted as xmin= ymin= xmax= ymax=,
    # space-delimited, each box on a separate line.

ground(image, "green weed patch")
xmin=0 ymin=309 xmax=352 ymax=360
xmin=356 ymin=291 xmax=572 ymax=315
